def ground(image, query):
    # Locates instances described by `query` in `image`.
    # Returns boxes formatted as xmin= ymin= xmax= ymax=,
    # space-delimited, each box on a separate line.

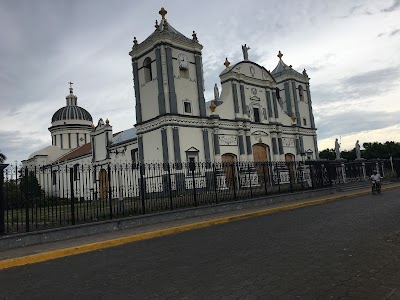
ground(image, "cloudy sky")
xmin=1 ymin=0 xmax=399 ymax=163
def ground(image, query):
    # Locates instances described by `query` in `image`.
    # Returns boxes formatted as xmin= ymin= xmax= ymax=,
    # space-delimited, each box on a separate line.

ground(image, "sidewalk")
xmin=1 ymin=183 xmax=400 ymax=269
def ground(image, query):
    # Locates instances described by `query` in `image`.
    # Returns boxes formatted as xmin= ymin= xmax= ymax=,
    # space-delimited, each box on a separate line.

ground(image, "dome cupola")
xmin=51 ymin=82 xmax=93 ymax=122
xmin=48 ymin=82 xmax=93 ymax=150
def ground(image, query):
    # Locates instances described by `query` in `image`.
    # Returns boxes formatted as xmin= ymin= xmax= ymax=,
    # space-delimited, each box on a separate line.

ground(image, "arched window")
xmin=143 ymin=57 xmax=152 ymax=83
xmin=298 ymin=85 xmax=304 ymax=101
xmin=275 ymin=87 xmax=281 ymax=99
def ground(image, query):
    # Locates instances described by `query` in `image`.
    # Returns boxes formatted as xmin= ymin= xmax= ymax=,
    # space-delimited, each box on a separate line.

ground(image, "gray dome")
xmin=52 ymin=106 xmax=93 ymax=122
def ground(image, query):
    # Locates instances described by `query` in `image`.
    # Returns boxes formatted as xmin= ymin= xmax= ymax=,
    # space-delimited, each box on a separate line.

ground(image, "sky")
xmin=0 ymin=0 xmax=400 ymax=164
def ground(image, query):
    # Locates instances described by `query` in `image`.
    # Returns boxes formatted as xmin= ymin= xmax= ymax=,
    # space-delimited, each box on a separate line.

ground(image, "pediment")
xmin=185 ymin=147 xmax=199 ymax=152
xmin=251 ymin=131 xmax=269 ymax=136
xmin=220 ymin=61 xmax=276 ymax=83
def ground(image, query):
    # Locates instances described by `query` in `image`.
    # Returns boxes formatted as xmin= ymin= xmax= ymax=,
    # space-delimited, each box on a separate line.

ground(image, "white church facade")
xmin=23 ymin=8 xmax=319 ymax=198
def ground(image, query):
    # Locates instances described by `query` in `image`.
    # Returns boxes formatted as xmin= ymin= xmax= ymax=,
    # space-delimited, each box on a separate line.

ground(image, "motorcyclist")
xmin=370 ymin=170 xmax=382 ymax=191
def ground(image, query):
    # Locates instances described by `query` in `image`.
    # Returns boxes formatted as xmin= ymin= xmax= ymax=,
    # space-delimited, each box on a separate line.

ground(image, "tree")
xmin=341 ymin=148 xmax=356 ymax=161
xmin=362 ymin=141 xmax=400 ymax=159
xmin=319 ymin=148 xmax=335 ymax=160
xmin=20 ymin=170 xmax=43 ymax=198
xmin=0 ymin=151 xmax=6 ymax=163
xmin=319 ymin=141 xmax=400 ymax=161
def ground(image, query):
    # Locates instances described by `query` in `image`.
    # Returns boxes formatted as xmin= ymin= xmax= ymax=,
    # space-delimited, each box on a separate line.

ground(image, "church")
xmin=23 ymin=8 xmax=319 ymax=195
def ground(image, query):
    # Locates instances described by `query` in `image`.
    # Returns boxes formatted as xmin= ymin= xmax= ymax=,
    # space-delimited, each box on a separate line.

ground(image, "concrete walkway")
xmin=1 ymin=182 xmax=399 ymax=270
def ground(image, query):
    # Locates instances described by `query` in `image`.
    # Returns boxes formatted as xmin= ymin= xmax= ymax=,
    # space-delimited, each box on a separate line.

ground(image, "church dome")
xmin=52 ymin=106 xmax=92 ymax=122
xmin=51 ymin=83 xmax=93 ymax=123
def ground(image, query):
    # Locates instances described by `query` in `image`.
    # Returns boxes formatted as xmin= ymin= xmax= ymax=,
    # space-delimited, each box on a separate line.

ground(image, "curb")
xmin=0 ymin=185 xmax=399 ymax=270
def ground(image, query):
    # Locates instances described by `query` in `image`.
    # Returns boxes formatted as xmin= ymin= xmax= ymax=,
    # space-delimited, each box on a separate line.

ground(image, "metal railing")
xmin=0 ymin=159 xmax=388 ymax=235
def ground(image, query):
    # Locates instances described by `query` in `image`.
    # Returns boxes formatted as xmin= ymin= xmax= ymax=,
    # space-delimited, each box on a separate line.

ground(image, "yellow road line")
xmin=0 ymin=185 xmax=399 ymax=270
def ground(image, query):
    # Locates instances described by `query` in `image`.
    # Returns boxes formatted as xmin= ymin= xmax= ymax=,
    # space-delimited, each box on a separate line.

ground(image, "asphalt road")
xmin=2 ymin=189 xmax=400 ymax=299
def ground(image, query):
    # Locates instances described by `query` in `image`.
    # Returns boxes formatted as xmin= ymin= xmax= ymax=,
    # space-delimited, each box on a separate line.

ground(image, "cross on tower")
xmin=277 ymin=51 xmax=283 ymax=60
xmin=159 ymin=7 xmax=167 ymax=19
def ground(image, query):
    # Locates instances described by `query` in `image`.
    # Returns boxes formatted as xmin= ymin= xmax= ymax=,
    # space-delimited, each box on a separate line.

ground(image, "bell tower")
xmin=129 ymin=8 xmax=210 ymax=163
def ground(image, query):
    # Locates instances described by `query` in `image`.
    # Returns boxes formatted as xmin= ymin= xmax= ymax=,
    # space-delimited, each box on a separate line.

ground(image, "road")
xmin=1 ymin=189 xmax=400 ymax=299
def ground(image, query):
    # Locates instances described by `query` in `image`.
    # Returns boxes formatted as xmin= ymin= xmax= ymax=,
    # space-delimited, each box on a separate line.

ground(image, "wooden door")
xmin=253 ymin=143 xmax=270 ymax=184
xmin=221 ymin=154 xmax=237 ymax=189
xmin=99 ymin=169 xmax=109 ymax=201
xmin=285 ymin=153 xmax=295 ymax=183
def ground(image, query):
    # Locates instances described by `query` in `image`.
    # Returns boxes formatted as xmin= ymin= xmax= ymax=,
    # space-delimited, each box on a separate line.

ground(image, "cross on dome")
xmin=277 ymin=51 xmax=283 ymax=60
xmin=68 ymin=81 xmax=74 ymax=93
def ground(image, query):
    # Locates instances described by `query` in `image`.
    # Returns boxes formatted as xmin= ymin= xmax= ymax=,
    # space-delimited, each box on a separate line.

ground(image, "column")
xmin=278 ymin=133 xmax=284 ymax=160
xmin=240 ymin=84 xmax=247 ymax=117
xmin=132 ymin=61 xmax=142 ymax=123
xmin=265 ymin=89 xmax=274 ymax=120
xmin=291 ymin=81 xmax=301 ymax=126
xmin=202 ymin=129 xmax=211 ymax=162
xmin=172 ymin=127 xmax=181 ymax=162
xmin=161 ymin=128 xmax=169 ymax=163
xmin=271 ymin=134 xmax=279 ymax=161
xmin=195 ymin=54 xmax=206 ymax=116
xmin=155 ymin=47 xmax=166 ymax=115
xmin=306 ymin=84 xmax=316 ymax=128
xmin=165 ymin=47 xmax=177 ymax=114
xmin=232 ymin=82 xmax=240 ymax=117
xmin=238 ymin=130 xmax=246 ymax=161
xmin=245 ymin=133 xmax=252 ymax=160
xmin=284 ymin=82 xmax=292 ymax=117
xmin=213 ymin=129 xmax=221 ymax=161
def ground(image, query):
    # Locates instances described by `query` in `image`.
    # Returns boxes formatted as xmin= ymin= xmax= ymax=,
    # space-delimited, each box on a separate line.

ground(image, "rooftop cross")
xmin=159 ymin=7 xmax=167 ymax=20
xmin=68 ymin=81 xmax=73 ymax=93
xmin=277 ymin=50 xmax=283 ymax=60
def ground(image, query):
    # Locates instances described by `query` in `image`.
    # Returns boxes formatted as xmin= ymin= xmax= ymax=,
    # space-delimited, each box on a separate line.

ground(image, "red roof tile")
xmin=58 ymin=143 xmax=92 ymax=162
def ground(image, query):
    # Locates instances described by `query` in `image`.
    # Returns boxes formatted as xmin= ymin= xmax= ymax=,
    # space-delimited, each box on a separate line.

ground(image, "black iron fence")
xmin=0 ymin=159 xmax=391 ymax=235
xmin=0 ymin=160 xmax=333 ymax=235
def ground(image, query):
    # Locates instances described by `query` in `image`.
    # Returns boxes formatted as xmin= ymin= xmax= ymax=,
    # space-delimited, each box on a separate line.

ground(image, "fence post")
xmin=0 ymin=164 xmax=9 ymax=234
xmin=262 ymin=162 xmax=268 ymax=196
xmin=248 ymin=163 xmax=253 ymax=198
xmin=309 ymin=165 xmax=315 ymax=190
xmin=24 ymin=167 xmax=30 ymax=232
xmin=189 ymin=161 xmax=197 ymax=207
xmin=69 ymin=168 xmax=75 ymax=225
xmin=140 ymin=164 xmax=146 ymax=214
xmin=276 ymin=163 xmax=281 ymax=193
xmin=288 ymin=162 xmax=294 ymax=193
xmin=327 ymin=163 xmax=333 ymax=187
xmin=231 ymin=163 xmax=237 ymax=200
xmin=167 ymin=163 xmax=173 ymax=210
xmin=213 ymin=163 xmax=218 ymax=204
xmin=107 ymin=164 xmax=113 ymax=220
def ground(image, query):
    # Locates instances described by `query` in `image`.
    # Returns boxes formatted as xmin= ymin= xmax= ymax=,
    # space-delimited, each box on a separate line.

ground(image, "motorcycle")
xmin=371 ymin=180 xmax=381 ymax=195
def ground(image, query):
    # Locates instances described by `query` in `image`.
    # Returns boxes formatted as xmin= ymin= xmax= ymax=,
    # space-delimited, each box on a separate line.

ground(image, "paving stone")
xmin=2 ymin=189 xmax=400 ymax=298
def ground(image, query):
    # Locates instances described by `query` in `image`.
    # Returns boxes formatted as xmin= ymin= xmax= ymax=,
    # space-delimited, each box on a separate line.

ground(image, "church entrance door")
xmin=221 ymin=153 xmax=237 ymax=190
xmin=253 ymin=143 xmax=270 ymax=184
xmin=285 ymin=153 xmax=296 ymax=183
xmin=99 ymin=168 xmax=109 ymax=201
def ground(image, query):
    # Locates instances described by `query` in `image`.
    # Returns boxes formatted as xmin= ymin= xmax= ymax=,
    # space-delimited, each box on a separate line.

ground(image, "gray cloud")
xmin=389 ymin=29 xmax=400 ymax=36
xmin=0 ymin=0 xmax=399 ymax=163
xmin=313 ymin=67 xmax=400 ymax=104
xmin=315 ymin=110 xmax=400 ymax=139
xmin=377 ymin=28 xmax=400 ymax=38
xmin=0 ymin=131 xmax=50 ymax=163
xmin=382 ymin=0 xmax=400 ymax=12
xmin=297 ymin=53 xmax=336 ymax=74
